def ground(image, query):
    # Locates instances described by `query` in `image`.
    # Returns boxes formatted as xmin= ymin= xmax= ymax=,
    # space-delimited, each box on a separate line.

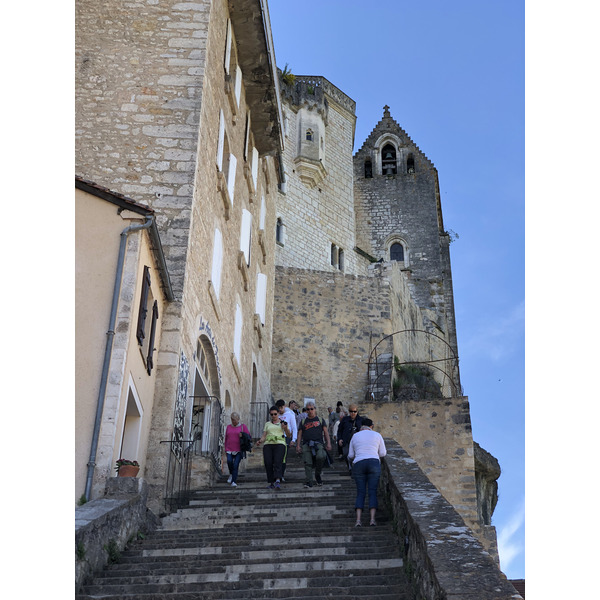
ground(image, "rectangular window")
xmin=233 ymin=304 xmax=243 ymax=361
xmin=136 ymin=266 xmax=158 ymax=375
xmin=216 ymin=110 xmax=225 ymax=171
xmin=240 ymin=209 xmax=252 ymax=266
xmin=224 ymin=19 xmax=232 ymax=75
xmin=234 ymin=64 xmax=242 ymax=107
xmin=211 ymin=228 xmax=223 ymax=298
xmin=255 ymin=273 xmax=267 ymax=325
xmin=227 ymin=153 xmax=237 ymax=201
xmin=251 ymin=147 xmax=259 ymax=190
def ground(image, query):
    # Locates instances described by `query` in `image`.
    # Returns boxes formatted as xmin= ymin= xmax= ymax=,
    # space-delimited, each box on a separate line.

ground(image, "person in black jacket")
xmin=337 ymin=404 xmax=364 ymax=470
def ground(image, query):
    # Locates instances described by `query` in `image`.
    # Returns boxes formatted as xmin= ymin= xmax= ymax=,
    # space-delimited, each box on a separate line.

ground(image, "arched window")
xmin=407 ymin=154 xmax=415 ymax=173
xmin=364 ymin=159 xmax=373 ymax=178
xmin=390 ymin=242 xmax=404 ymax=262
xmin=306 ymin=129 xmax=313 ymax=141
xmin=382 ymin=144 xmax=397 ymax=175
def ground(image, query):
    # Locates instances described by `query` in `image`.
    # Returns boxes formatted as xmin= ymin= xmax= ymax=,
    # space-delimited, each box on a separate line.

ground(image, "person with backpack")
xmin=337 ymin=404 xmax=364 ymax=470
xmin=256 ymin=406 xmax=290 ymax=489
xmin=295 ymin=400 xmax=332 ymax=488
xmin=222 ymin=412 xmax=250 ymax=488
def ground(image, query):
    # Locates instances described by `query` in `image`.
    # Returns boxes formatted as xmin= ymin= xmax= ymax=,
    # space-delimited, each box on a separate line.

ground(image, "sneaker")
xmin=274 ymin=481 xmax=281 ymax=490
xmin=303 ymin=482 xmax=313 ymax=488
xmin=315 ymin=474 xmax=323 ymax=486
xmin=231 ymin=482 xmax=237 ymax=488
xmin=267 ymin=483 xmax=275 ymax=489
xmin=227 ymin=475 xmax=232 ymax=483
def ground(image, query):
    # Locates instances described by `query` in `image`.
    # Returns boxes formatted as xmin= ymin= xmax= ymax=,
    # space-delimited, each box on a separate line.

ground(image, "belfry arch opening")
xmin=381 ymin=144 xmax=397 ymax=175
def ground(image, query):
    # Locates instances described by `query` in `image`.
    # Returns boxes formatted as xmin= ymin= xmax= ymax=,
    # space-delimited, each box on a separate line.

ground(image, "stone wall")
xmin=75 ymin=478 xmax=159 ymax=593
xmin=276 ymin=77 xmax=362 ymax=275
xmin=381 ymin=440 xmax=522 ymax=600
xmin=271 ymin=266 xmax=392 ymax=407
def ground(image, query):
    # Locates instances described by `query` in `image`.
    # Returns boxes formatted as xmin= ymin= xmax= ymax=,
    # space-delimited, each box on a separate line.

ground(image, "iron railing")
xmin=160 ymin=439 xmax=195 ymax=513
xmin=367 ymin=329 xmax=462 ymax=402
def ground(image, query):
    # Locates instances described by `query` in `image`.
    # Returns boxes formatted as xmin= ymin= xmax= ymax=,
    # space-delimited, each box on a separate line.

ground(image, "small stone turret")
xmin=280 ymin=75 xmax=329 ymax=188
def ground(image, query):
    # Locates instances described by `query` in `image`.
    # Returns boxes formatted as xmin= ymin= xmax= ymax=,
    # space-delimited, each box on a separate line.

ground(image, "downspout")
xmin=84 ymin=215 xmax=154 ymax=501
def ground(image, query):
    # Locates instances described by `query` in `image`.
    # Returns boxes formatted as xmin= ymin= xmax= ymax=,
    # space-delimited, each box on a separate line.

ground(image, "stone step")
xmin=78 ymin=583 xmax=409 ymax=600
xmin=79 ymin=454 xmax=412 ymax=600
xmin=81 ymin=566 xmax=406 ymax=596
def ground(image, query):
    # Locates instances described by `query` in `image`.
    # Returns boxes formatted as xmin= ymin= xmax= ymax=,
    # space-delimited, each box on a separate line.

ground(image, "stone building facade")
xmin=76 ymin=0 xmax=284 ymax=510
xmin=75 ymin=0 xmax=501 ymax=562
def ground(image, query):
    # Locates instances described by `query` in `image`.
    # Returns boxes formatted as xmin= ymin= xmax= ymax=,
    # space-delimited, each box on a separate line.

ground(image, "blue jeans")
xmin=351 ymin=458 xmax=381 ymax=509
xmin=226 ymin=452 xmax=243 ymax=484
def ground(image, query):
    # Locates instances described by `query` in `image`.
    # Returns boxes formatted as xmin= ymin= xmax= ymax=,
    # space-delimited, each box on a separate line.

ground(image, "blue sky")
xmin=268 ymin=0 xmax=525 ymax=579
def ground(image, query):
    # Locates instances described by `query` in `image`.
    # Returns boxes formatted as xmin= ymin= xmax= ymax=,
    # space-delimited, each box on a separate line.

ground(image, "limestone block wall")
xmin=76 ymin=0 xmax=281 ymax=509
xmin=142 ymin=0 xmax=281 ymax=510
xmin=362 ymin=397 xmax=498 ymax=560
xmin=75 ymin=0 xmax=212 ymax=299
xmin=276 ymin=78 xmax=360 ymax=275
xmin=271 ymin=267 xmax=392 ymax=408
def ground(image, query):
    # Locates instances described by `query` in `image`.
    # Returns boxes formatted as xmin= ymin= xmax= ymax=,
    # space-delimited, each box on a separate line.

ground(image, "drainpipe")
xmin=84 ymin=215 xmax=154 ymax=501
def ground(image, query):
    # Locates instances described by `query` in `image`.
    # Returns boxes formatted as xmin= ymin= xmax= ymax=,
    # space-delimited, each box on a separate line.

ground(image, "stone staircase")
xmin=77 ymin=449 xmax=412 ymax=599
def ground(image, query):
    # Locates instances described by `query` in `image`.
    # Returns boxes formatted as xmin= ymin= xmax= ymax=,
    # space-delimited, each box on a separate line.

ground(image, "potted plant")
xmin=115 ymin=459 xmax=140 ymax=477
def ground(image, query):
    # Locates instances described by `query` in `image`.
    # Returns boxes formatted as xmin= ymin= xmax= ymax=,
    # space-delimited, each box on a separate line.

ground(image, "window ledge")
xmin=257 ymin=229 xmax=267 ymax=264
xmin=217 ymin=170 xmax=231 ymax=220
xmin=231 ymin=352 xmax=242 ymax=383
xmin=208 ymin=280 xmax=222 ymax=321
xmin=244 ymin=163 xmax=256 ymax=203
xmin=238 ymin=250 xmax=249 ymax=291
xmin=224 ymin=74 xmax=238 ymax=123
xmin=253 ymin=313 xmax=263 ymax=348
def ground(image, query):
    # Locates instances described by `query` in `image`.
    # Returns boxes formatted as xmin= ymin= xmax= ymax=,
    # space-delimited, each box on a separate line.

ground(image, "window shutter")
xmin=136 ymin=266 xmax=151 ymax=345
xmin=146 ymin=300 xmax=159 ymax=375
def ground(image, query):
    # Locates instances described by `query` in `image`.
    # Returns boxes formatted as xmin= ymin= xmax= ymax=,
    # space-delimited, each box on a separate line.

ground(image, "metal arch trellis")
xmin=367 ymin=329 xmax=461 ymax=400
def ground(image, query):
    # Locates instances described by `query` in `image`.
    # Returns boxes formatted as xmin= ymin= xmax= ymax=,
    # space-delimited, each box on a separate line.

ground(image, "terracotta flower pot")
xmin=117 ymin=465 xmax=140 ymax=477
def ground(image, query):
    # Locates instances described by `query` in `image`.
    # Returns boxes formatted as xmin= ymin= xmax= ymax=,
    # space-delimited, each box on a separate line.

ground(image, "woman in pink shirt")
xmin=222 ymin=412 xmax=250 ymax=487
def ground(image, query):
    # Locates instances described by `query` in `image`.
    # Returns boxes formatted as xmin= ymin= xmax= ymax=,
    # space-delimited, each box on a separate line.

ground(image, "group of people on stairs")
xmin=222 ymin=398 xmax=387 ymax=527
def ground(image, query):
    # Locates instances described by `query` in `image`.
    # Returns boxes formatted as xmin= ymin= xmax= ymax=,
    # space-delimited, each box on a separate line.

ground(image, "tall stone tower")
xmin=353 ymin=105 xmax=460 ymax=385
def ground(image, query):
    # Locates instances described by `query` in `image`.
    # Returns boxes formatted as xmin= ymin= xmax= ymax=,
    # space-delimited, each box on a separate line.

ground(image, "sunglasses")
xmin=349 ymin=410 xmax=357 ymax=413
xmin=270 ymin=412 xmax=278 ymax=416
xmin=306 ymin=407 xmax=316 ymax=410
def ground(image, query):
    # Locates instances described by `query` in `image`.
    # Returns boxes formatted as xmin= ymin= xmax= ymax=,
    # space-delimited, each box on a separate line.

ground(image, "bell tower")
xmin=353 ymin=106 xmax=459 ymax=365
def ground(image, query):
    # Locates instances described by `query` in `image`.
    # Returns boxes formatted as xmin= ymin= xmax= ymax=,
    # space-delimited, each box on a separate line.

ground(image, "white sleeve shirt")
xmin=348 ymin=429 xmax=387 ymax=463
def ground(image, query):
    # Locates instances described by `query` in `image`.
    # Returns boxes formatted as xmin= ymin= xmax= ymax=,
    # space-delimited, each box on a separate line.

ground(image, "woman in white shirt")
xmin=347 ymin=418 xmax=387 ymax=527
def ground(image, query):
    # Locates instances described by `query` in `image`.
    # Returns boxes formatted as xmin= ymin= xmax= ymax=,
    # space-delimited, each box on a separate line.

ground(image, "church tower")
xmin=354 ymin=106 xmax=460 ymax=384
